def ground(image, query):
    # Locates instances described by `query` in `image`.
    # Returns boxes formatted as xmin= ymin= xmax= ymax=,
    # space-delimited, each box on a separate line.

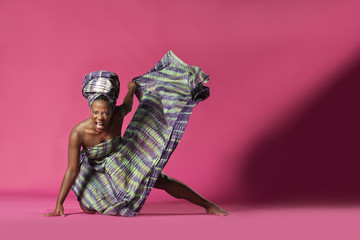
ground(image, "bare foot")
xmin=205 ymin=203 xmax=228 ymax=216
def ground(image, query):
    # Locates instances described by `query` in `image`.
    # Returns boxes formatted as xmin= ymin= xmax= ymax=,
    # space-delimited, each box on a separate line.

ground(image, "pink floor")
xmin=1 ymin=193 xmax=360 ymax=240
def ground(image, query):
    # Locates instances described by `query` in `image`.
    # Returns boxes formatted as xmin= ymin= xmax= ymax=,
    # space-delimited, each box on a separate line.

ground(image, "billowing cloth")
xmin=72 ymin=50 xmax=210 ymax=217
xmin=82 ymin=70 xmax=120 ymax=109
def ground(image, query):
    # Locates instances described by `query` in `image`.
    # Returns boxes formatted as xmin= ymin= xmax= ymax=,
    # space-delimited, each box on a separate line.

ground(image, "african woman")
xmin=44 ymin=51 xmax=227 ymax=217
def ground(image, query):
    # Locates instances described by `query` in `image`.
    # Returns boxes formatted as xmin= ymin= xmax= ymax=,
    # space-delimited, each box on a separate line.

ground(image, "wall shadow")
xmin=239 ymin=51 xmax=360 ymax=205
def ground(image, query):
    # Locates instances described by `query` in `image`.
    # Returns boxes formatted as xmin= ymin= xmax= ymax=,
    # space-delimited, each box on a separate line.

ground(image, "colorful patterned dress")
xmin=71 ymin=50 xmax=210 ymax=216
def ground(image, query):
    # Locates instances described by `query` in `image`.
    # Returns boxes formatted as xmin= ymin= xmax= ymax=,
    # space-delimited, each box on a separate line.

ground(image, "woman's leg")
xmin=154 ymin=172 xmax=228 ymax=216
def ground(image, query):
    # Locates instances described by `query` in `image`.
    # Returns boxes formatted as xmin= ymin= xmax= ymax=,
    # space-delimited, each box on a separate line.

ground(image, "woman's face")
xmin=90 ymin=100 xmax=113 ymax=132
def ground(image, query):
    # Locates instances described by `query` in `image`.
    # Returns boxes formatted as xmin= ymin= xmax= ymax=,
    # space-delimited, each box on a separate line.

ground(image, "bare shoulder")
xmin=69 ymin=119 xmax=91 ymax=145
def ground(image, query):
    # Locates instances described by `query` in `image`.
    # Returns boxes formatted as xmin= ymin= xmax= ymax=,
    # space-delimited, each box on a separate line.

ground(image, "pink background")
xmin=1 ymin=0 xmax=360 ymax=206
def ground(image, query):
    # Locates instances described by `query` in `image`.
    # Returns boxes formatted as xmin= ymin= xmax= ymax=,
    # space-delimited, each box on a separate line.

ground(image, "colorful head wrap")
xmin=82 ymin=70 xmax=120 ymax=110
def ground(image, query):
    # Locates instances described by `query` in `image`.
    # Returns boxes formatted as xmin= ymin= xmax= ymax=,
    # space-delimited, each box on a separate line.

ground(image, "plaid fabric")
xmin=82 ymin=70 xmax=120 ymax=109
xmin=71 ymin=50 xmax=210 ymax=217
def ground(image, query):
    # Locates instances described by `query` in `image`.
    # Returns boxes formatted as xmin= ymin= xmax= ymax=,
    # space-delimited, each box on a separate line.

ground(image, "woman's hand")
xmin=43 ymin=205 xmax=65 ymax=217
xmin=128 ymin=81 xmax=136 ymax=93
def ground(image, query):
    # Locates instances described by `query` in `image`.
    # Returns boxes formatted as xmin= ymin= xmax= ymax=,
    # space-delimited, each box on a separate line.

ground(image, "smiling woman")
xmin=43 ymin=51 xmax=227 ymax=217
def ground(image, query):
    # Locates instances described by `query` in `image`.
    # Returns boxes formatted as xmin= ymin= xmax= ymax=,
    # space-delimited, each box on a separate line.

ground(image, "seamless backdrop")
xmin=1 ymin=0 xmax=360 ymax=204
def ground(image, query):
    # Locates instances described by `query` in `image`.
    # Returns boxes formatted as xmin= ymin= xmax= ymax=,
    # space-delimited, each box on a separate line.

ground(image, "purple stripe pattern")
xmin=71 ymin=50 xmax=210 ymax=216
xmin=82 ymin=70 xmax=120 ymax=109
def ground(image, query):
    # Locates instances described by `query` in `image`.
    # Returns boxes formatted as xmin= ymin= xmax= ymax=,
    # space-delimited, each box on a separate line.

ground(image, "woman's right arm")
xmin=114 ymin=82 xmax=136 ymax=117
xmin=43 ymin=128 xmax=81 ymax=217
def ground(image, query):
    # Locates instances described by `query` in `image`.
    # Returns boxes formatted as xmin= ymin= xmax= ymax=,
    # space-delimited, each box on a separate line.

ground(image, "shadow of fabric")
xmin=239 ymin=51 xmax=360 ymax=205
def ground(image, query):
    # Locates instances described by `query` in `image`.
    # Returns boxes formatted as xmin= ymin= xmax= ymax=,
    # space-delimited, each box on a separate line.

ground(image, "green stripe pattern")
xmin=71 ymin=50 xmax=210 ymax=216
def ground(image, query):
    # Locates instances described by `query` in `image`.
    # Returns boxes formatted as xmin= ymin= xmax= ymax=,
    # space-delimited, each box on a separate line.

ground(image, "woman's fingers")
xmin=42 ymin=212 xmax=59 ymax=217
xmin=42 ymin=208 xmax=66 ymax=217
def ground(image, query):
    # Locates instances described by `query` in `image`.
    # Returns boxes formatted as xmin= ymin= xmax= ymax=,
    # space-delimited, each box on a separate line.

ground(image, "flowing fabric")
xmin=71 ymin=50 xmax=210 ymax=217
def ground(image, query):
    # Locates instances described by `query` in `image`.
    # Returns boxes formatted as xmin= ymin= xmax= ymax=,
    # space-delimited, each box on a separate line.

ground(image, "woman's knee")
xmin=79 ymin=202 xmax=96 ymax=214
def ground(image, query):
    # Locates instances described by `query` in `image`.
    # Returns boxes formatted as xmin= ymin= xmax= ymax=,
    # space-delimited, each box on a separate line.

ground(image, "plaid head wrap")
xmin=82 ymin=70 xmax=120 ymax=110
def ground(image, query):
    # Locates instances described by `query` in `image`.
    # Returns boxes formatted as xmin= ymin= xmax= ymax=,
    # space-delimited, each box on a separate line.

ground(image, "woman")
xmin=44 ymin=51 xmax=227 ymax=217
